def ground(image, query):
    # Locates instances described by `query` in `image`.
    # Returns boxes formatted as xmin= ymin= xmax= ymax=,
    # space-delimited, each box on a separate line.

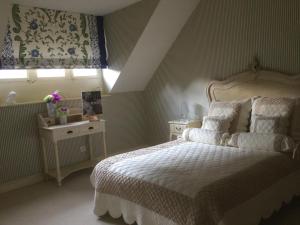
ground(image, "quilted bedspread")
xmin=91 ymin=140 xmax=300 ymax=225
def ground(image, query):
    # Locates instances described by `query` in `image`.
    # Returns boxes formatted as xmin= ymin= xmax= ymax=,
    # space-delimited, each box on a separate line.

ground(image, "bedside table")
xmin=169 ymin=119 xmax=202 ymax=141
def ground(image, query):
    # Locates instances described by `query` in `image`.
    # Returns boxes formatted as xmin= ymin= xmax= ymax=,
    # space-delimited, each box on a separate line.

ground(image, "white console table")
xmin=38 ymin=114 xmax=107 ymax=186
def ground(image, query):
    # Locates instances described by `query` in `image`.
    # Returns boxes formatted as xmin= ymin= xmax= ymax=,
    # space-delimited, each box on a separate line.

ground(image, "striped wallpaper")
xmin=104 ymin=0 xmax=159 ymax=74
xmin=145 ymin=0 xmax=300 ymax=144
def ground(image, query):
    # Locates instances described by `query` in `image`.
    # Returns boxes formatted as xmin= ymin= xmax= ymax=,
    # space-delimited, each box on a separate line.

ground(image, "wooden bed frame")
xmin=206 ymin=60 xmax=300 ymax=159
xmin=207 ymin=69 xmax=300 ymax=103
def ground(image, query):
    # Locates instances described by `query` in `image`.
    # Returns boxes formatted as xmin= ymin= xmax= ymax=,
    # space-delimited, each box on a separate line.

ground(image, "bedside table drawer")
xmin=170 ymin=124 xmax=186 ymax=133
xmin=53 ymin=127 xmax=81 ymax=141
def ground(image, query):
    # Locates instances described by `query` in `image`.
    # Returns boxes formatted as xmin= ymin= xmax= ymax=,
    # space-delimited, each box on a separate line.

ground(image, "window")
xmin=0 ymin=69 xmax=101 ymax=80
xmin=72 ymin=69 xmax=98 ymax=77
xmin=0 ymin=68 xmax=103 ymax=104
xmin=0 ymin=70 xmax=28 ymax=79
xmin=37 ymin=69 xmax=65 ymax=78
xmin=102 ymin=69 xmax=120 ymax=91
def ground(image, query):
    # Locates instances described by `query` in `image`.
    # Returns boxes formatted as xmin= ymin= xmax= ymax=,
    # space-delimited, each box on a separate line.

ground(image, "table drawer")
xmin=80 ymin=122 xmax=102 ymax=135
xmin=170 ymin=124 xmax=187 ymax=133
xmin=53 ymin=127 xmax=81 ymax=141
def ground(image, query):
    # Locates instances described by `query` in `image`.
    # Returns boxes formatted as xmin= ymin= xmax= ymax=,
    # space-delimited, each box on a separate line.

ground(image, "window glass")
xmin=37 ymin=69 xmax=65 ymax=78
xmin=0 ymin=70 xmax=28 ymax=79
xmin=72 ymin=69 xmax=98 ymax=77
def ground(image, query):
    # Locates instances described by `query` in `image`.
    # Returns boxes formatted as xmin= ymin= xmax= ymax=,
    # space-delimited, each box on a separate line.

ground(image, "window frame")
xmin=0 ymin=69 xmax=29 ymax=82
xmin=36 ymin=69 xmax=66 ymax=79
xmin=0 ymin=68 xmax=102 ymax=82
xmin=71 ymin=68 xmax=101 ymax=80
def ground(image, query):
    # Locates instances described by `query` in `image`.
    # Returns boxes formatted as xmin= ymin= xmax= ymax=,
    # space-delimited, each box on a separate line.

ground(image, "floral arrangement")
xmin=57 ymin=106 xmax=69 ymax=116
xmin=43 ymin=91 xmax=62 ymax=104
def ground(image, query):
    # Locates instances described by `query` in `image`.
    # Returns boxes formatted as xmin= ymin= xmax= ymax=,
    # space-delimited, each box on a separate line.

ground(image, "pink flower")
xmin=51 ymin=91 xmax=62 ymax=103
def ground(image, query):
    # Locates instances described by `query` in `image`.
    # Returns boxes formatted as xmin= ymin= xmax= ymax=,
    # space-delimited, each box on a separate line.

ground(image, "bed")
xmin=91 ymin=69 xmax=300 ymax=225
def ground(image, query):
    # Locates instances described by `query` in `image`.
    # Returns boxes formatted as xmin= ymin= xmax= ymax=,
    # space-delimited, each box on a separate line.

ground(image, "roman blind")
xmin=0 ymin=4 xmax=108 ymax=69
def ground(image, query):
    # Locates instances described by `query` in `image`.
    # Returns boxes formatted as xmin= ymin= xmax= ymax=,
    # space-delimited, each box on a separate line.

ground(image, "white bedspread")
xmin=109 ymin=142 xmax=277 ymax=198
xmin=91 ymin=140 xmax=300 ymax=225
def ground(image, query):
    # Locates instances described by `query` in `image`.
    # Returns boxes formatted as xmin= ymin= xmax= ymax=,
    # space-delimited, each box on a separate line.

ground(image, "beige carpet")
xmin=0 ymin=170 xmax=126 ymax=225
xmin=0 ymin=169 xmax=299 ymax=225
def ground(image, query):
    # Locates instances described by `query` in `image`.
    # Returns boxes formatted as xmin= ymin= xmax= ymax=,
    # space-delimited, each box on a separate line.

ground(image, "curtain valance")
xmin=1 ymin=4 xmax=108 ymax=69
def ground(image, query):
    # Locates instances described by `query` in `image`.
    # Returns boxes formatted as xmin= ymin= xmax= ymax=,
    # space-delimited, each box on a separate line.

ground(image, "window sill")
xmin=0 ymin=94 xmax=111 ymax=108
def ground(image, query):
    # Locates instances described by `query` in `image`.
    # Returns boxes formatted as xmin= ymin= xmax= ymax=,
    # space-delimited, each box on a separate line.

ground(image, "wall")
xmin=111 ymin=0 xmax=200 ymax=93
xmin=0 ymin=0 xmax=155 ymax=188
xmin=145 ymin=0 xmax=300 ymax=144
xmin=0 ymin=92 xmax=147 ymax=185
xmin=104 ymin=0 xmax=159 ymax=73
xmin=3 ymin=0 xmax=300 ymax=187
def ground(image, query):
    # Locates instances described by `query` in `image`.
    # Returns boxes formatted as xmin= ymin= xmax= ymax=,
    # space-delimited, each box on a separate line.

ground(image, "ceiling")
xmin=12 ymin=0 xmax=141 ymax=15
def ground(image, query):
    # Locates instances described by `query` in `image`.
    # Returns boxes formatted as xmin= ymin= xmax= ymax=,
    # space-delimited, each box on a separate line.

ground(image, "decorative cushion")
xmin=290 ymin=98 xmax=300 ymax=141
xmin=182 ymin=128 xmax=228 ymax=146
xmin=228 ymin=132 xmax=295 ymax=152
xmin=202 ymin=116 xmax=231 ymax=132
xmin=208 ymin=101 xmax=240 ymax=133
xmin=233 ymin=98 xmax=252 ymax=132
xmin=251 ymin=116 xmax=279 ymax=134
xmin=250 ymin=97 xmax=295 ymax=135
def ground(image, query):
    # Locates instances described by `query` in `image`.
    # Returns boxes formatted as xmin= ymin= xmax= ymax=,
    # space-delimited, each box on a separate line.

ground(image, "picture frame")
xmin=81 ymin=91 xmax=103 ymax=120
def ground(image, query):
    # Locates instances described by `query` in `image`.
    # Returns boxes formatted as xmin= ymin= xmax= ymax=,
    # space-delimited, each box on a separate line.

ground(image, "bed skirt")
xmin=94 ymin=171 xmax=300 ymax=225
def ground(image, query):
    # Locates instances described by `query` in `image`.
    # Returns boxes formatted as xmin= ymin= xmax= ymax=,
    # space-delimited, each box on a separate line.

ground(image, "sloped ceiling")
xmin=12 ymin=0 xmax=141 ymax=15
xmin=111 ymin=0 xmax=201 ymax=93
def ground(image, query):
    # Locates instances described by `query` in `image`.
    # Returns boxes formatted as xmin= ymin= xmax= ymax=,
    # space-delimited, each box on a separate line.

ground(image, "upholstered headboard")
xmin=207 ymin=70 xmax=300 ymax=102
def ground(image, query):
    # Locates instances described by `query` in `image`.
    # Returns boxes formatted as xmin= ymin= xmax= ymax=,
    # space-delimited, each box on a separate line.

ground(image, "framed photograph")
xmin=82 ymin=91 xmax=103 ymax=116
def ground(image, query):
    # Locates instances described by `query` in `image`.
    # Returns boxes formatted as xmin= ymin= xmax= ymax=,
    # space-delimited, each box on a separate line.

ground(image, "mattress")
xmin=91 ymin=140 xmax=300 ymax=225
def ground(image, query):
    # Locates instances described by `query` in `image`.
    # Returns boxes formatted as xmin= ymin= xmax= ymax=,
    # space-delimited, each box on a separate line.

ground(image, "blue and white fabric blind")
xmin=0 ymin=4 xmax=108 ymax=69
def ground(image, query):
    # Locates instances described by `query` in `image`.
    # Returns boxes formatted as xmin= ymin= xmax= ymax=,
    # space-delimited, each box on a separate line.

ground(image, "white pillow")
xmin=202 ymin=116 xmax=231 ymax=132
xmin=208 ymin=101 xmax=239 ymax=132
xmin=251 ymin=116 xmax=279 ymax=134
xmin=208 ymin=99 xmax=252 ymax=133
xmin=250 ymin=97 xmax=295 ymax=135
xmin=182 ymin=128 xmax=228 ymax=145
xmin=233 ymin=98 xmax=252 ymax=132
xmin=290 ymin=98 xmax=300 ymax=141
xmin=228 ymin=132 xmax=295 ymax=152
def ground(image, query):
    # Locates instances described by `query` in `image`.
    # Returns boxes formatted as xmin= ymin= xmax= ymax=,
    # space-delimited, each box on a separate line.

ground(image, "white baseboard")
xmin=0 ymin=173 xmax=44 ymax=194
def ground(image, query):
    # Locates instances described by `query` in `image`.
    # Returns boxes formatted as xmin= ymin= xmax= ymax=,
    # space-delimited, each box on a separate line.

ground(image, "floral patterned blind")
xmin=0 ymin=4 xmax=108 ymax=69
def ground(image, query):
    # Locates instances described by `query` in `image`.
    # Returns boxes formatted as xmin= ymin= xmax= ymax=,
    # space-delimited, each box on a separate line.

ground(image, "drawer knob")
xmin=67 ymin=130 xmax=73 ymax=134
xmin=88 ymin=127 xmax=94 ymax=130
xmin=176 ymin=127 xmax=181 ymax=131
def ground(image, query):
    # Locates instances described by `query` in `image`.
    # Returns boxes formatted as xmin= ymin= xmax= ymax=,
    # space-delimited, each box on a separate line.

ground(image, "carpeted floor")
xmin=0 ymin=169 xmax=299 ymax=225
xmin=0 ymin=170 xmax=125 ymax=225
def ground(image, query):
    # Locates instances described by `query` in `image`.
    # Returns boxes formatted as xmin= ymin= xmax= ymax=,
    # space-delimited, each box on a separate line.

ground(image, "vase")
xmin=46 ymin=103 xmax=56 ymax=118
xmin=59 ymin=115 xmax=68 ymax=125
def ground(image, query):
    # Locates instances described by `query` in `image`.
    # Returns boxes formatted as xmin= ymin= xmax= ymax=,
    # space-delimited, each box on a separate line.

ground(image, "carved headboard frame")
xmin=207 ymin=60 xmax=300 ymax=102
